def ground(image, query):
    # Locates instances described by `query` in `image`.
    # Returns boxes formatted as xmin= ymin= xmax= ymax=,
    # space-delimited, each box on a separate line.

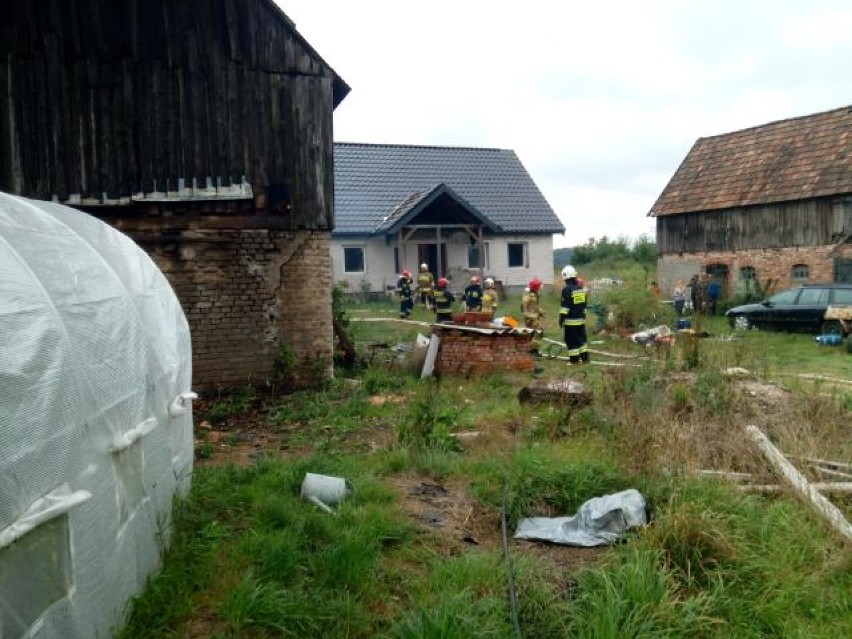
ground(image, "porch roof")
xmin=376 ymin=183 xmax=501 ymax=235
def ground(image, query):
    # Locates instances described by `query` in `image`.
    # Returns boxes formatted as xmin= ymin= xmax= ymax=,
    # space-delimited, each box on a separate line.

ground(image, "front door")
xmin=417 ymin=244 xmax=448 ymax=277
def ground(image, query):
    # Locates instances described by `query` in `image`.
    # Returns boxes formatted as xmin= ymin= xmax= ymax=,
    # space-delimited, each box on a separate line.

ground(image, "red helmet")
xmin=437 ymin=277 xmax=448 ymax=288
xmin=529 ymin=278 xmax=542 ymax=293
xmin=402 ymin=269 xmax=411 ymax=278
xmin=470 ymin=275 xmax=480 ymax=284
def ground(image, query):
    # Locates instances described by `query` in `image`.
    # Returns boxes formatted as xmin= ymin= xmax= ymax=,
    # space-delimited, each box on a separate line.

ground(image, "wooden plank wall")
xmin=657 ymin=198 xmax=852 ymax=254
xmin=0 ymin=0 xmax=338 ymax=229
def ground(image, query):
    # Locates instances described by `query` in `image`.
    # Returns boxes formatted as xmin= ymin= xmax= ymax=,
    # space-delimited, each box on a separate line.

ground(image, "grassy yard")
xmin=118 ymin=288 xmax=851 ymax=638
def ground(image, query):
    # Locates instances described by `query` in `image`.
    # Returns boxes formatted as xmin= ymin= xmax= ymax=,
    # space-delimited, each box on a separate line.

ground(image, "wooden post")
xmin=744 ymin=424 xmax=852 ymax=545
xmin=436 ymin=226 xmax=443 ymax=278
xmin=478 ymin=225 xmax=485 ymax=284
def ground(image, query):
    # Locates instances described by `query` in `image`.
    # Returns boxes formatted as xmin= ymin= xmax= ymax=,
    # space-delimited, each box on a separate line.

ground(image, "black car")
xmin=726 ymin=283 xmax=852 ymax=333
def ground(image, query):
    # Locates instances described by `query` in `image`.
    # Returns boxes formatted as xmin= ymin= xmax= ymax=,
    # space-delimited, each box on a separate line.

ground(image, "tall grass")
xmin=118 ymin=294 xmax=852 ymax=638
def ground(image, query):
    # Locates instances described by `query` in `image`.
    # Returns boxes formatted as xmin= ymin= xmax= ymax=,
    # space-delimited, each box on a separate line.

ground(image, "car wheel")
xmin=733 ymin=315 xmax=752 ymax=331
xmin=821 ymin=320 xmax=843 ymax=336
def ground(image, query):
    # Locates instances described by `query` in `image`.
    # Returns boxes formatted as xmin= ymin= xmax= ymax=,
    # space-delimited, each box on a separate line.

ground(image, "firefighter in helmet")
xmin=521 ymin=278 xmax=545 ymax=354
xmin=481 ymin=277 xmax=498 ymax=319
xmin=397 ymin=269 xmax=414 ymax=318
xmin=433 ymin=277 xmax=455 ymax=323
xmin=462 ymin=275 xmax=483 ymax=312
xmin=559 ymin=265 xmax=589 ymax=363
xmin=416 ymin=262 xmax=435 ymax=310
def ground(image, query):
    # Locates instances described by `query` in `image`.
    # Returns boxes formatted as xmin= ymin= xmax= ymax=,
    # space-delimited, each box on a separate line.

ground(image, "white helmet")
xmin=420 ymin=262 xmax=428 ymax=270
xmin=561 ymin=264 xmax=577 ymax=280
xmin=484 ymin=277 xmax=495 ymax=288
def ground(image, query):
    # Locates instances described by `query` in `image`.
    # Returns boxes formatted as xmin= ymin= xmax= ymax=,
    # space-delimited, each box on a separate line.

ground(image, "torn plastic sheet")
xmin=514 ymin=489 xmax=647 ymax=546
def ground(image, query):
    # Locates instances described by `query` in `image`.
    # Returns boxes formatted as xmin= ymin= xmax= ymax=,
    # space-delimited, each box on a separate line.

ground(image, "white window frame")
xmin=507 ymin=242 xmax=528 ymax=269
xmin=467 ymin=242 xmax=490 ymax=270
xmin=343 ymin=246 xmax=366 ymax=274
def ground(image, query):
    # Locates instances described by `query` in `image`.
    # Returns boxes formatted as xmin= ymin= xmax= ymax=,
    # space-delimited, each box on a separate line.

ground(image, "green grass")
xmin=118 ymin=288 xmax=852 ymax=638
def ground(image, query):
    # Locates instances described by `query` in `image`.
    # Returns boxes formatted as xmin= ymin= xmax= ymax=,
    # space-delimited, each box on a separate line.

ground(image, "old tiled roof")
xmin=649 ymin=105 xmax=852 ymax=216
xmin=334 ymin=143 xmax=565 ymax=235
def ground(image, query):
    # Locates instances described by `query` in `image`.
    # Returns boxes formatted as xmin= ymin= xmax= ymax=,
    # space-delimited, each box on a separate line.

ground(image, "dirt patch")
xmin=386 ymin=475 xmax=502 ymax=550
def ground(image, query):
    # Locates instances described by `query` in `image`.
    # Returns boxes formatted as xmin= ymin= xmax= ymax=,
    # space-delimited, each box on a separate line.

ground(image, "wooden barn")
xmin=0 ymin=0 xmax=349 ymax=388
xmin=649 ymin=106 xmax=852 ymax=297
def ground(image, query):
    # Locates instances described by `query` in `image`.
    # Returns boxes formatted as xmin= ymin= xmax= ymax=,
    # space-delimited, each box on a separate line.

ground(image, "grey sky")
xmin=277 ymin=0 xmax=852 ymax=248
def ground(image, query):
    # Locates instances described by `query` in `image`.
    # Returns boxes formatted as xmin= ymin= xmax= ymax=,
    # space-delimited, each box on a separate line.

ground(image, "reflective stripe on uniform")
xmin=564 ymin=319 xmax=585 ymax=326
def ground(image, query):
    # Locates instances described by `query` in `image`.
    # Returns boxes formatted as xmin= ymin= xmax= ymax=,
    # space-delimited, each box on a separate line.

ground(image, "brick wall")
xmin=658 ymin=243 xmax=852 ymax=296
xmin=433 ymin=328 xmax=534 ymax=376
xmin=139 ymin=228 xmax=333 ymax=390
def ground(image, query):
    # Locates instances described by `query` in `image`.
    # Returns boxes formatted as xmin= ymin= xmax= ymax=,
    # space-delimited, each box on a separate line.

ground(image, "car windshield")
xmin=767 ymin=289 xmax=799 ymax=305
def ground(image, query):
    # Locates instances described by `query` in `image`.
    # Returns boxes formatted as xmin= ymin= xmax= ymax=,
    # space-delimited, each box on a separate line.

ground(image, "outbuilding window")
xmin=792 ymin=264 xmax=809 ymax=279
xmin=343 ymin=247 xmax=365 ymax=273
xmin=740 ymin=266 xmax=757 ymax=281
xmin=507 ymin=243 xmax=527 ymax=268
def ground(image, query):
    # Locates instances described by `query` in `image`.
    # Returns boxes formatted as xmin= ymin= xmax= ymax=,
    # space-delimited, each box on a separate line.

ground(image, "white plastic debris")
xmin=514 ymin=489 xmax=647 ymax=546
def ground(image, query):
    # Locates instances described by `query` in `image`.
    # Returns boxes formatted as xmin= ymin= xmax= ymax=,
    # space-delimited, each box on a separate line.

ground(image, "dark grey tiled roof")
xmin=334 ymin=143 xmax=565 ymax=235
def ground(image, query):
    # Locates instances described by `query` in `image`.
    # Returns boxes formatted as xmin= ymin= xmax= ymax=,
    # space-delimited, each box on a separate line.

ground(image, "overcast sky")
xmin=276 ymin=0 xmax=852 ymax=249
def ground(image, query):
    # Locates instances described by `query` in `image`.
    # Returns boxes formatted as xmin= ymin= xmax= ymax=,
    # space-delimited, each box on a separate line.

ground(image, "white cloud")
xmin=279 ymin=0 xmax=852 ymax=246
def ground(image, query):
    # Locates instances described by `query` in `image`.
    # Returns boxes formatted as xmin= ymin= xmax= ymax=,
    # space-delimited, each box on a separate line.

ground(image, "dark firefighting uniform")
xmin=462 ymin=283 xmax=483 ymax=311
xmin=433 ymin=285 xmax=455 ymax=323
xmin=397 ymin=276 xmax=414 ymax=318
xmin=560 ymin=279 xmax=589 ymax=363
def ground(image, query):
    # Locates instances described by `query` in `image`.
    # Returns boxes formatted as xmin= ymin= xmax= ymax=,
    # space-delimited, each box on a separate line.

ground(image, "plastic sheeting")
xmin=0 ymin=193 xmax=193 ymax=639
xmin=514 ymin=489 xmax=647 ymax=546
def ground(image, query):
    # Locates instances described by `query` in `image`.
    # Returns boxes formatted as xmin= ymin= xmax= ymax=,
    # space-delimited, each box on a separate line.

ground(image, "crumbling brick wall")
xmin=433 ymin=328 xmax=534 ymax=376
xmin=658 ymin=243 xmax=852 ymax=295
xmin=139 ymin=228 xmax=332 ymax=390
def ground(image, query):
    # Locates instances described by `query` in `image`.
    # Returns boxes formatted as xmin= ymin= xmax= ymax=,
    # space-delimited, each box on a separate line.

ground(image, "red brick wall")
xmin=658 ymin=243 xmax=852 ymax=296
xmin=139 ymin=228 xmax=332 ymax=389
xmin=433 ymin=328 xmax=534 ymax=376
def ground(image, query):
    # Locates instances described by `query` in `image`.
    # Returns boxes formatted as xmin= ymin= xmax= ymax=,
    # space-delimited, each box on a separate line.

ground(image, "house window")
xmin=468 ymin=243 xmax=489 ymax=269
xmin=394 ymin=247 xmax=400 ymax=274
xmin=740 ymin=266 xmax=756 ymax=281
xmin=507 ymin=243 xmax=527 ymax=268
xmin=792 ymin=264 xmax=809 ymax=279
xmin=343 ymin=247 xmax=365 ymax=273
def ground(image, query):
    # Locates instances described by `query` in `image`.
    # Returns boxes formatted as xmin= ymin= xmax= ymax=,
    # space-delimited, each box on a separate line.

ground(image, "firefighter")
xmin=481 ymin=277 xmax=498 ymax=319
xmin=521 ymin=278 xmax=545 ymax=354
xmin=462 ymin=275 xmax=483 ymax=311
xmin=397 ymin=269 xmax=414 ymax=318
xmin=433 ymin=277 xmax=455 ymax=323
xmin=559 ymin=265 xmax=589 ymax=363
xmin=416 ymin=263 xmax=435 ymax=310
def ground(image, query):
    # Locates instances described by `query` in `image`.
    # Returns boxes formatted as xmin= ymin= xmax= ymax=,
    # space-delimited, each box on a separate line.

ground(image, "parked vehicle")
xmin=726 ymin=283 xmax=852 ymax=334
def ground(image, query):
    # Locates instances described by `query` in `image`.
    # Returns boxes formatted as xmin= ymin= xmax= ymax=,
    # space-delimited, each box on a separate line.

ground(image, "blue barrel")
xmin=676 ymin=318 xmax=691 ymax=330
xmin=815 ymin=334 xmax=843 ymax=346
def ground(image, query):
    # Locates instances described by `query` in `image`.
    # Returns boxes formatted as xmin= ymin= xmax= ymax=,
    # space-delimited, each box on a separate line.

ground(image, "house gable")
xmin=377 ymin=183 xmax=502 ymax=236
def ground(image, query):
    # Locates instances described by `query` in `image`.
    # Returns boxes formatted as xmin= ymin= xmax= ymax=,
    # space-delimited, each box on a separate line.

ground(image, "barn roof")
xmin=333 ymin=143 xmax=565 ymax=235
xmin=649 ymin=105 xmax=852 ymax=217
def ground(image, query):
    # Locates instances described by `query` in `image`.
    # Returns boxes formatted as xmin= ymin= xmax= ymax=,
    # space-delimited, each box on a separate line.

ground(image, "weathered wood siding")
xmin=0 ymin=0 xmax=344 ymax=229
xmin=657 ymin=197 xmax=852 ymax=254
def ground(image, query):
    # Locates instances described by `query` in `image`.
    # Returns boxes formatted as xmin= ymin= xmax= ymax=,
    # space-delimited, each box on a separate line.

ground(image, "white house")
xmin=331 ymin=143 xmax=565 ymax=297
